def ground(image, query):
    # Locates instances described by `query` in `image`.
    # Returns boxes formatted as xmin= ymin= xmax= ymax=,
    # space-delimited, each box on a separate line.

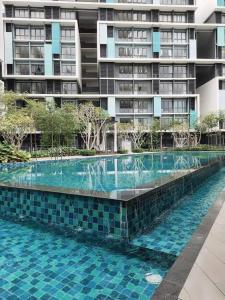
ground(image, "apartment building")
xmin=1 ymin=0 xmax=223 ymax=148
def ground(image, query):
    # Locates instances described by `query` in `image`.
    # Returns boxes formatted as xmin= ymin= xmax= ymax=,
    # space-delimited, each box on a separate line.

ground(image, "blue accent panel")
xmin=44 ymin=44 xmax=53 ymax=75
xmin=152 ymin=32 xmax=160 ymax=53
xmin=107 ymin=38 xmax=115 ymax=58
xmin=217 ymin=27 xmax=225 ymax=46
xmin=154 ymin=96 xmax=161 ymax=117
xmin=190 ymin=110 xmax=198 ymax=129
xmin=52 ymin=23 xmax=61 ymax=54
xmin=218 ymin=0 xmax=224 ymax=6
xmin=106 ymin=0 xmax=117 ymax=2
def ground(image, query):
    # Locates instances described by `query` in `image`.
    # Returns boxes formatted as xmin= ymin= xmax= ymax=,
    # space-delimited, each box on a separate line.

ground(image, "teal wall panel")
xmin=217 ymin=0 xmax=224 ymax=6
xmin=152 ymin=32 xmax=160 ymax=53
xmin=107 ymin=38 xmax=115 ymax=58
xmin=190 ymin=110 xmax=197 ymax=129
xmin=154 ymin=96 xmax=161 ymax=117
xmin=217 ymin=27 xmax=225 ymax=47
xmin=44 ymin=44 xmax=53 ymax=75
xmin=52 ymin=23 xmax=61 ymax=54
xmin=4 ymin=32 xmax=13 ymax=64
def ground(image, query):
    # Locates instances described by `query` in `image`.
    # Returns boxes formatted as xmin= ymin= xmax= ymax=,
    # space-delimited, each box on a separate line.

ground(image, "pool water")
xmin=0 ymin=152 xmax=223 ymax=192
xmin=0 ymin=218 xmax=175 ymax=300
xmin=1 ymin=154 xmax=225 ymax=299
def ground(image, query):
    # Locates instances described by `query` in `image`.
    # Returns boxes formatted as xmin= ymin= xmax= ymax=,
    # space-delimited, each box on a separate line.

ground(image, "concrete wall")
xmin=196 ymin=0 xmax=215 ymax=23
xmin=197 ymin=77 xmax=219 ymax=119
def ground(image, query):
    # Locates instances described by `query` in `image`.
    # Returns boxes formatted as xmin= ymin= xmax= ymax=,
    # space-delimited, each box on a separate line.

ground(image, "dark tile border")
xmin=151 ymin=191 xmax=225 ymax=300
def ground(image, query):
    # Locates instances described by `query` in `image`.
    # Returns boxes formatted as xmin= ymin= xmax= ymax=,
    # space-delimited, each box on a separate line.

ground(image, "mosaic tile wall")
xmin=0 ymin=159 xmax=224 ymax=241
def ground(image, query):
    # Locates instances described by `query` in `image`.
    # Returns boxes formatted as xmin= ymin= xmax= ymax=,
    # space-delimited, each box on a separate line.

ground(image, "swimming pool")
xmin=0 ymin=152 xmax=223 ymax=193
xmin=1 ymin=162 xmax=225 ymax=299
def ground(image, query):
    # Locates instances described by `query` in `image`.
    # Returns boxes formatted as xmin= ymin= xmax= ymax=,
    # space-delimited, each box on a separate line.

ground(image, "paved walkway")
xmin=179 ymin=199 xmax=225 ymax=300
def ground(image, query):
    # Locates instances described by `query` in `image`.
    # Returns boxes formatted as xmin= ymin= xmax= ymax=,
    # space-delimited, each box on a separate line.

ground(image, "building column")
xmin=114 ymin=122 xmax=118 ymax=153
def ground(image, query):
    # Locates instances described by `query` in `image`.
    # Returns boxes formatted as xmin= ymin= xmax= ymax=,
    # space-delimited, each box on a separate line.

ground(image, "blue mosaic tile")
xmin=0 ymin=218 xmax=175 ymax=300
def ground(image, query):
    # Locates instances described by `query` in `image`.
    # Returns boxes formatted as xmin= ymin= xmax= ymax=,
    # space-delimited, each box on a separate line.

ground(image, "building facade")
xmin=0 ymin=0 xmax=225 ymax=148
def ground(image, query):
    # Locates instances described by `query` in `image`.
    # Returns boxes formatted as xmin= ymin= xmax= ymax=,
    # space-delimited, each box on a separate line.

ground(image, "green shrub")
xmin=79 ymin=149 xmax=96 ymax=156
xmin=31 ymin=147 xmax=80 ymax=158
xmin=0 ymin=143 xmax=30 ymax=163
xmin=132 ymin=148 xmax=144 ymax=153
xmin=117 ymin=149 xmax=128 ymax=154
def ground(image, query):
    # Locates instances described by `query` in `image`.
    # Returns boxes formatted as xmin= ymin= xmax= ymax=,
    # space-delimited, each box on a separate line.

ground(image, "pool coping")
xmin=151 ymin=190 xmax=225 ymax=300
xmin=0 ymin=157 xmax=223 ymax=201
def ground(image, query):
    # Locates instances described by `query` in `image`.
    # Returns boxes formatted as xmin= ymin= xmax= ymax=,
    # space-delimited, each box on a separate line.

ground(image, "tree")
xmin=76 ymin=102 xmax=111 ymax=150
xmin=202 ymin=113 xmax=219 ymax=145
xmin=0 ymin=91 xmax=28 ymax=114
xmin=0 ymin=110 xmax=34 ymax=149
xmin=171 ymin=121 xmax=190 ymax=148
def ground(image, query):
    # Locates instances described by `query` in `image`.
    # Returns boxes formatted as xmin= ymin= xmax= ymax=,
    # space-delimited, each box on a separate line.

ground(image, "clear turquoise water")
xmin=0 ymin=152 xmax=223 ymax=192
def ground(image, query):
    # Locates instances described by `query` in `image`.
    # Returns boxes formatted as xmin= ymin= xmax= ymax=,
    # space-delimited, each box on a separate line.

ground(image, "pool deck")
xmin=152 ymin=190 xmax=225 ymax=300
xmin=179 ymin=191 xmax=225 ymax=300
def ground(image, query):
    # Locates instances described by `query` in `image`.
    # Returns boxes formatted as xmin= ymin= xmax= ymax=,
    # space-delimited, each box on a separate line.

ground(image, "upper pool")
xmin=0 ymin=152 xmax=224 ymax=194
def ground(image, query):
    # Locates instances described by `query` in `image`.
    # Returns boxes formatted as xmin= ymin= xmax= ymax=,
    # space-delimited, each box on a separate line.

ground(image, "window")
xmin=133 ymin=12 xmax=147 ymax=22
xmin=120 ymin=99 xmax=133 ymax=113
xmin=30 ymin=9 xmax=45 ymax=19
xmin=61 ymin=63 xmax=76 ymax=76
xmin=16 ymin=82 xmax=31 ymax=93
xmin=174 ymin=116 xmax=188 ymax=126
xmin=161 ymin=31 xmax=172 ymax=43
xmin=133 ymin=65 xmax=149 ymax=78
xmin=31 ymin=27 xmax=45 ymax=40
xmin=15 ymin=8 xmax=29 ymax=18
xmin=32 ymin=82 xmax=46 ymax=94
xmin=160 ymin=46 xmax=173 ymax=58
xmin=15 ymin=26 xmax=29 ymax=40
xmin=118 ymin=65 xmax=133 ymax=77
xmin=60 ymin=9 xmax=76 ymax=20
xmin=61 ymin=46 xmax=75 ymax=59
xmin=15 ymin=63 xmax=29 ymax=75
xmin=174 ymin=30 xmax=187 ymax=44
xmin=159 ymin=66 xmax=173 ymax=78
xmin=117 ymin=82 xmax=133 ymax=94
xmin=161 ymin=116 xmax=173 ymax=127
xmin=137 ymin=118 xmax=149 ymax=126
xmin=15 ymin=44 xmax=29 ymax=58
xmin=118 ymin=47 xmax=132 ymax=57
xmin=133 ymin=47 xmax=147 ymax=57
xmin=136 ymin=100 xmax=148 ymax=113
xmin=159 ymin=13 xmax=172 ymax=22
xmin=173 ymin=65 xmax=187 ymax=78
xmin=61 ymin=28 xmax=75 ymax=40
xmin=118 ymin=29 xmax=132 ymax=41
xmin=31 ymin=45 xmax=44 ymax=58
xmin=134 ymin=82 xmax=151 ymax=94
xmin=173 ymin=13 xmax=186 ymax=23
xmin=31 ymin=63 xmax=44 ymax=75
xmin=160 ymin=81 xmax=173 ymax=94
xmin=116 ymin=11 xmax=132 ymax=21
xmin=174 ymin=82 xmax=187 ymax=94
xmin=62 ymin=82 xmax=77 ymax=94
xmin=133 ymin=30 xmax=148 ymax=42
xmin=162 ymin=99 xmax=173 ymax=113
xmin=174 ymin=46 xmax=188 ymax=58
xmin=174 ymin=99 xmax=187 ymax=113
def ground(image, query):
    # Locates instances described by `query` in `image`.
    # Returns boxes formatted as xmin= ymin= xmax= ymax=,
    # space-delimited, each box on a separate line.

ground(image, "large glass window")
xmin=15 ymin=8 xmax=29 ymax=18
xmin=15 ymin=26 xmax=29 ymax=40
xmin=32 ymin=82 xmax=46 ymax=94
xmin=133 ymin=65 xmax=149 ymax=78
xmin=62 ymin=82 xmax=77 ymax=94
xmin=31 ymin=45 xmax=44 ymax=58
xmin=160 ymin=81 xmax=173 ymax=94
xmin=160 ymin=46 xmax=173 ymax=58
xmin=134 ymin=82 xmax=151 ymax=94
xmin=117 ymin=82 xmax=133 ymax=94
xmin=174 ymin=46 xmax=188 ymax=58
xmin=118 ymin=65 xmax=133 ymax=77
xmin=120 ymin=99 xmax=133 ymax=113
xmin=30 ymin=27 xmax=45 ymax=40
xmin=161 ymin=99 xmax=173 ymax=113
xmin=118 ymin=29 xmax=133 ymax=41
xmin=174 ymin=99 xmax=187 ymax=113
xmin=159 ymin=13 xmax=172 ymax=22
xmin=16 ymin=82 xmax=31 ymax=93
xmin=174 ymin=30 xmax=187 ymax=44
xmin=15 ymin=44 xmax=29 ymax=58
xmin=133 ymin=12 xmax=147 ymax=22
xmin=133 ymin=47 xmax=148 ymax=57
xmin=133 ymin=30 xmax=148 ymax=42
xmin=61 ymin=28 xmax=75 ymax=40
xmin=30 ymin=9 xmax=45 ymax=19
xmin=173 ymin=65 xmax=187 ymax=78
xmin=136 ymin=100 xmax=148 ymax=113
xmin=173 ymin=13 xmax=186 ymax=23
xmin=60 ymin=9 xmax=76 ymax=20
xmin=31 ymin=63 xmax=44 ymax=75
xmin=161 ymin=31 xmax=172 ymax=43
xmin=161 ymin=116 xmax=173 ymax=127
xmin=61 ymin=46 xmax=75 ymax=59
xmin=61 ymin=63 xmax=76 ymax=76
xmin=15 ymin=63 xmax=29 ymax=75
xmin=174 ymin=81 xmax=187 ymax=94
xmin=159 ymin=66 xmax=173 ymax=78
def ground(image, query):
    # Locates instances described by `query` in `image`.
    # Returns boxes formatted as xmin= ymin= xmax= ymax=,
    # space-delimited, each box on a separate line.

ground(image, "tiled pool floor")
xmin=0 ymin=219 xmax=175 ymax=300
xmin=132 ymin=168 xmax=225 ymax=256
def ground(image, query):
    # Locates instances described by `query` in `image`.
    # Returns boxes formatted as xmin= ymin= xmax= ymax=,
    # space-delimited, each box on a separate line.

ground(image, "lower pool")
xmin=1 ymin=167 xmax=225 ymax=299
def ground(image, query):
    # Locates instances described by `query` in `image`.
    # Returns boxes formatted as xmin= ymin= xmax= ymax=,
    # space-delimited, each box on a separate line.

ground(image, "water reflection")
xmin=0 ymin=152 xmax=224 ymax=193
